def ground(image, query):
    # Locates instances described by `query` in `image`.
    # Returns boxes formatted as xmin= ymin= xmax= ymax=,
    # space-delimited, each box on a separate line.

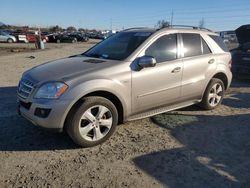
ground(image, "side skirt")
xmin=127 ymin=100 xmax=200 ymax=121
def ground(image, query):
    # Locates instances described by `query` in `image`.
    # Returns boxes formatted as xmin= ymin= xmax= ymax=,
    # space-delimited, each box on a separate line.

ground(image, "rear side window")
xmin=201 ymin=38 xmax=212 ymax=54
xmin=209 ymin=35 xmax=229 ymax=52
xmin=145 ymin=34 xmax=177 ymax=63
xmin=182 ymin=33 xmax=202 ymax=57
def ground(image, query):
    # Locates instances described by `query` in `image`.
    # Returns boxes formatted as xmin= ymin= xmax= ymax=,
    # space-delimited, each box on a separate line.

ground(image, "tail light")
xmin=228 ymin=59 xmax=232 ymax=69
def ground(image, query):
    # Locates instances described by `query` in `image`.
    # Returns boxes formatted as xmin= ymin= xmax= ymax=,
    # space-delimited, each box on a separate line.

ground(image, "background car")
xmin=68 ymin=33 xmax=89 ymax=42
xmin=231 ymin=24 xmax=250 ymax=79
xmin=25 ymin=31 xmax=48 ymax=43
xmin=87 ymin=32 xmax=107 ymax=40
xmin=47 ymin=34 xmax=77 ymax=43
xmin=0 ymin=31 xmax=17 ymax=43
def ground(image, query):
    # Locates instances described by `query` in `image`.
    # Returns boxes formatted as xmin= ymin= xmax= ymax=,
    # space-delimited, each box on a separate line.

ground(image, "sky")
xmin=0 ymin=0 xmax=250 ymax=31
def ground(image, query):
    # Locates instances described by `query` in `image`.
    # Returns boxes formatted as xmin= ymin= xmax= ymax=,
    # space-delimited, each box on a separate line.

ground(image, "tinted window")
xmin=84 ymin=32 xmax=152 ymax=60
xmin=202 ymin=38 xmax=212 ymax=54
xmin=145 ymin=34 xmax=177 ymax=63
xmin=209 ymin=35 xmax=229 ymax=52
xmin=182 ymin=33 xmax=202 ymax=57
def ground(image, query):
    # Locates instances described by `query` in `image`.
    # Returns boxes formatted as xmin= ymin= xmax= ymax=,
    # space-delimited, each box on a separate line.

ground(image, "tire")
xmin=66 ymin=96 xmax=118 ymax=147
xmin=72 ymin=38 xmax=77 ymax=43
xmin=199 ymin=78 xmax=225 ymax=110
xmin=7 ymin=38 xmax=14 ymax=43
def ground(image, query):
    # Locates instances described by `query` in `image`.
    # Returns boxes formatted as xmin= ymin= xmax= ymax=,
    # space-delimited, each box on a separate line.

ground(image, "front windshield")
xmin=83 ymin=31 xmax=152 ymax=60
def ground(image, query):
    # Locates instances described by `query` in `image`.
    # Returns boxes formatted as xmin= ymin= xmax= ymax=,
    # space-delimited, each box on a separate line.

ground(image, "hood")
xmin=24 ymin=56 xmax=116 ymax=84
xmin=235 ymin=25 xmax=250 ymax=45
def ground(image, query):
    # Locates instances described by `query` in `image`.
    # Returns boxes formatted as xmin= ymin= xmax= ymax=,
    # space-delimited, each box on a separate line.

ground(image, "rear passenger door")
xmin=180 ymin=33 xmax=216 ymax=100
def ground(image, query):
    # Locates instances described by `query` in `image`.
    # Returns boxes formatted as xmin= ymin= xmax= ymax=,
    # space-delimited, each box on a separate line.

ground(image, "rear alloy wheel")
xmin=67 ymin=97 xmax=118 ymax=147
xmin=208 ymin=83 xmax=223 ymax=107
xmin=200 ymin=78 xmax=225 ymax=110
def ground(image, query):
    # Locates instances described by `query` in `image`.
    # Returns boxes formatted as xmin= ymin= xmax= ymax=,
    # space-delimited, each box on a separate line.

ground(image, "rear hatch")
xmin=235 ymin=25 xmax=250 ymax=46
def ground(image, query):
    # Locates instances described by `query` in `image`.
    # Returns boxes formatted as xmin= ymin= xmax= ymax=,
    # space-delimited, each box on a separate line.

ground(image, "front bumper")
xmin=18 ymin=97 xmax=72 ymax=131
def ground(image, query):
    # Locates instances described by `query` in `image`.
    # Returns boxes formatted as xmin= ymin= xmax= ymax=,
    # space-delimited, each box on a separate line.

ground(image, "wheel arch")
xmin=201 ymin=72 xmax=229 ymax=100
xmin=63 ymin=90 xmax=125 ymax=130
xmin=212 ymin=72 xmax=228 ymax=90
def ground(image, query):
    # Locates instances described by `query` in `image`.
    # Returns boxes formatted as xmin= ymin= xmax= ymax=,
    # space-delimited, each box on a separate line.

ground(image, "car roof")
xmin=123 ymin=27 xmax=217 ymax=36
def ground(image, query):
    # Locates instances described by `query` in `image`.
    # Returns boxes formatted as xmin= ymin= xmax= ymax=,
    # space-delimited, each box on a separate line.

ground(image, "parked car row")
xmin=86 ymin=32 xmax=108 ymax=40
xmin=47 ymin=32 xmax=89 ymax=43
xmin=0 ymin=30 xmax=90 ymax=43
xmin=220 ymin=30 xmax=238 ymax=43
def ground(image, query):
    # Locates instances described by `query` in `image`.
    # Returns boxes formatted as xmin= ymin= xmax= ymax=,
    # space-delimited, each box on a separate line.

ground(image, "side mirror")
xmin=137 ymin=56 xmax=156 ymax=68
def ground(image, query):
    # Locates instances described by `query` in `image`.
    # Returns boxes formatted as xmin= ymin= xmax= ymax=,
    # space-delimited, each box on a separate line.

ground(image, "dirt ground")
xmin=0 ymin=41 xmax=249 ymax=188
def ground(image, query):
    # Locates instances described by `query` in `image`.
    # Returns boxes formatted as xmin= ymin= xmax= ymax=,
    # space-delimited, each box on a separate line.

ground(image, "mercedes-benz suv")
xmin=17 ymin=26 xmax=232 ymax=147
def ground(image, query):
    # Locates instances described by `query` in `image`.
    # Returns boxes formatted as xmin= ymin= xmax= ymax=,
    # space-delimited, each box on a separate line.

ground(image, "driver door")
xmin=131 ymin=34 xmax=183 ymax=113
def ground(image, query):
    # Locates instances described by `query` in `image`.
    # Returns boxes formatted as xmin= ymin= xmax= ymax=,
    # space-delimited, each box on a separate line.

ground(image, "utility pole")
xmin=170 ymin=10 xmax=174 ymax=27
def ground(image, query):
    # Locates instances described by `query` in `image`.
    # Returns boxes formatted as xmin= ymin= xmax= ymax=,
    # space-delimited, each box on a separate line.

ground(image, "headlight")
xmin=34 ymin=82 xmax=68 ymax=99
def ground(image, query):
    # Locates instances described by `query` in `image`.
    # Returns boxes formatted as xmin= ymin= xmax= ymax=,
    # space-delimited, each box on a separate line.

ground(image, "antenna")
xmin=170 ymin=10 xmax=174 ymax=26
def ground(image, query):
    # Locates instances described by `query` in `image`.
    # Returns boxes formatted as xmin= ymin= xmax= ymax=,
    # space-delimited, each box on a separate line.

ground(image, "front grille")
xmin=18 ymin=78 xmax=34 ymax=99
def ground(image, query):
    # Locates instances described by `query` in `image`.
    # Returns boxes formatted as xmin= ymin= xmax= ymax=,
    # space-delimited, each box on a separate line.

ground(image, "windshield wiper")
xmin=82 ymin=53 xmax=110 ymax=59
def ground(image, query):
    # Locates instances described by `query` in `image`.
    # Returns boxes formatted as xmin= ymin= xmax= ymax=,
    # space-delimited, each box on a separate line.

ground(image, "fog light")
xmin=34 ymin=108 xmax=51 ymax=118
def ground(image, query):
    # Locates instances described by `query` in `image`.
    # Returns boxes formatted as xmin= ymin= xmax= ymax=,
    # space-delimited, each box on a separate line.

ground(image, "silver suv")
xmin=18 ymin=27 xmax=232 ymax=147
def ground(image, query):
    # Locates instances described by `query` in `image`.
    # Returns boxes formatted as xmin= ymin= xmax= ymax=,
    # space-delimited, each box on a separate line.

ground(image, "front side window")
xmin=182 ymin=33 xmax=202 ymax=57
xmin=145 ymin=34 xmax=177 ymax=63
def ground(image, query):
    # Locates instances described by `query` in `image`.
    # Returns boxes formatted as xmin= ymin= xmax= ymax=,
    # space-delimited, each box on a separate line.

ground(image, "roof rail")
xmin=122 ymin=27 xmax=150 ymax=31
xmin=160 ymin=25 xmax=213 ymax=32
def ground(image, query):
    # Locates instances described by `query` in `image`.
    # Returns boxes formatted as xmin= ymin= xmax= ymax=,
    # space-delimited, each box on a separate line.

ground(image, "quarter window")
xmin=209 ymin=35 xmax=229 ymax=52
xmin=145 ymin=34 xmax=177 ymax=63
xmin=202 ymin=38 xmax=212 ymax=54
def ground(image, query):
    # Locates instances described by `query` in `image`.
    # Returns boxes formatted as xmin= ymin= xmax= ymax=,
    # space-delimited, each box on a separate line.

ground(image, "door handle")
xmin=171 ymin=67 xmax=181 ymax=73
xmin=208 ymin=59 xmax=215 ymax=64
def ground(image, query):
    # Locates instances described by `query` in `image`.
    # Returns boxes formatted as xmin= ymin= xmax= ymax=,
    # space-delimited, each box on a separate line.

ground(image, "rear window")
xmin=182 ymin=33 xmax=202 ymax=57
xmin=209 ymin=35 xmax=229 ymax=52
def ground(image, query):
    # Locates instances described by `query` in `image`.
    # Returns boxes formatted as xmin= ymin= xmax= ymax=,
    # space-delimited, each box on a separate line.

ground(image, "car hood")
xmin=24 ymin=56 xmax=117 ymax=84
xmin=235 ymin=25 xmax=250 ymax=45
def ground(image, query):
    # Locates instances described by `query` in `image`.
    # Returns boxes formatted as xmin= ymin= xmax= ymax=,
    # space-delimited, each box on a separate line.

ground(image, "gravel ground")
xmin=0 ymin=42 xmax=249 ymax=188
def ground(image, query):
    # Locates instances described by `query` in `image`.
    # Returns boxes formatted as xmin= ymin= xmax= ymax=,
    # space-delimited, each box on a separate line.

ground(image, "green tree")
xmin=49 ymin=25 xmax=63 ymax=33
xmin=67 ymin=26 xmax=77 ymax=32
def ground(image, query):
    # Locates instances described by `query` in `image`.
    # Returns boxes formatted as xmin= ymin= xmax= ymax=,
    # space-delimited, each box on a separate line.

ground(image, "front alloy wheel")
xmin=67 ymin=96 xmax=118 ymax=147
xmin=79 ymin=105 xmax=113 ymax=141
